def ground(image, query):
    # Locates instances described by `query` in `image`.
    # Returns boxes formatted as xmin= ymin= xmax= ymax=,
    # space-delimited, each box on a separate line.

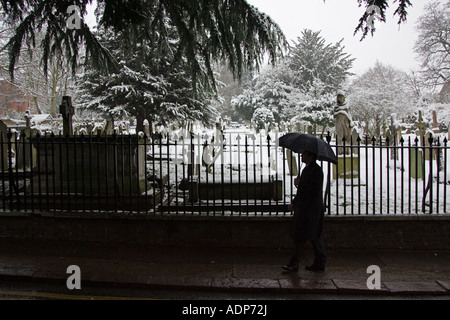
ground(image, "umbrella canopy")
xmin=278 ymin=132 xmax=337 ymax=164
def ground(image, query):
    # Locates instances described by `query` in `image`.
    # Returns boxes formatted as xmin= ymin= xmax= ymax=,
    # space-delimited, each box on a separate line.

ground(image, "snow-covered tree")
xmin=415 ymin=0 xmax=450 ymax=89
xmin=0 ymin=11 xmax=74 ymax=118
xmin=1 ymin=0 xmax=287 ymax=94
xmin=288 ymin=29 xmax=355 ymax=94
xmin=2 ymin=0 xmax=415 ymax=95
xmin=295 ymin=79 xmax=335 ymax=134
xmin=231 ymin=62 xmax=303 ymax=123
xmin=251 ymin=107 xmax=275 ymax=131
xmin=77 ymin=26 xmax=218 ymax=131
xmin=354 ymin=0 xmax=412 ymax=40
xmin=346 ymin=61 xmax=415 ymax=137
xmin=231 ymin=29 xmax=352 ymax=132
xmin=231 ymin=88 xmax=263 ymax=122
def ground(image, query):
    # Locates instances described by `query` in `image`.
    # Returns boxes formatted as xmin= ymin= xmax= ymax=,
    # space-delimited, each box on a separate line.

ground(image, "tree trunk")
xmin=50 ymin=65 xmax=58 ymax=118
xmin=136 ymin=111 xmax=146 ymax=133
xmin=136 ymin=110 xmax=154 ymax=135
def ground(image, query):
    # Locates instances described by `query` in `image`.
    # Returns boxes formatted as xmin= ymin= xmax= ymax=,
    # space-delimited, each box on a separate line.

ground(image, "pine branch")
xmin=2 ymin=0 xmax=287 ymax=92
xmin=354 ymin=0 xmax=411 ymax=40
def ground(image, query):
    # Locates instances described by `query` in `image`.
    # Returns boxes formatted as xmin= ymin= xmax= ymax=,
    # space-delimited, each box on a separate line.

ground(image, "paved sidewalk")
xmin=0 ymin=239 xmax=449 ymax=297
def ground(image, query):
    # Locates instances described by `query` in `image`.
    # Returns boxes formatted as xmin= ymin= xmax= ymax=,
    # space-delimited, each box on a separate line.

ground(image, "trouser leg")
xmin=289 ymin=239 xmax=306 ymax=264
xmin=311 ymin=235 xmax=326 ymax=266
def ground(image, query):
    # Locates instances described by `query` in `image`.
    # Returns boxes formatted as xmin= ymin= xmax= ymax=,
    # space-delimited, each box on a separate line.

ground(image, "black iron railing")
xmin=0 ymin=129 xmax=448 ymax=216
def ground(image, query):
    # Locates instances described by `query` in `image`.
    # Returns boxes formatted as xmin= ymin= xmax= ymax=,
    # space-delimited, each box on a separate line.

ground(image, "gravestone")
xmin=285 ymin=149 xmax=298 ymax=176
xmin=143 ymin=119 xmax=150 ymax=138
xmin=24 ymin=110 xmax=32 ymax=127
xmin=15 ymin=111 xmax=38 ymax=170
xmin=104 ymin=119 xmax=114 ymax=135
xmin=59 ymin=96 xmax=74 ymax=136
xmin=389 ymin=113 xmax=400 ymax=160
xmin=415 ymin=110 xmax=427 ymax=147
xmin=333 ymin=156 xmax=359 ymax=179
xmin=31 ymin=134 xmax=148 ymax=195
xmin=410 ymin=147 xmax=423 ymax=179
xmin=424 ymin=132 xmax=436 ymax=161
xmin=15 ymin=127 xmax=38 ymax=171
xmin=431 ymin=110 xmax=440 ymax=134
xmin=85 ymin=122 xmax=93 ymax=134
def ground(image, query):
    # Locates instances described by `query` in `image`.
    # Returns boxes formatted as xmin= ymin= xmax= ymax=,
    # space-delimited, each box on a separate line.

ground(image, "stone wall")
xmin=0 ymin=213 xmax=449 ymax=250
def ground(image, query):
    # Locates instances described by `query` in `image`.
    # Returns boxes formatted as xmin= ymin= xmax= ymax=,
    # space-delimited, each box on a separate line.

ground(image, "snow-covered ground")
xmin=148 ymin=128 xmax=449 ymax=215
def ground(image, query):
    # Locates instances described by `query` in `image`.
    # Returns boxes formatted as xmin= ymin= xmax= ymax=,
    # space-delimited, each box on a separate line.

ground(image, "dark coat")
xmin=291 ymin=161 xmax=324 ymax=242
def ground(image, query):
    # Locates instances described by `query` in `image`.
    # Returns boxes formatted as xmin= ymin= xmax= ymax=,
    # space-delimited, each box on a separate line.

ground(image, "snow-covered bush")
xmin=251 ymin=107 xmax=275 ymax=131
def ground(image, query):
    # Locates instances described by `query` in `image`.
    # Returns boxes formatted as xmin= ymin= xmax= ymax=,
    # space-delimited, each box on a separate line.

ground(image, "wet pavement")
xmin=0 ymin=239 xmax=449 ymax=298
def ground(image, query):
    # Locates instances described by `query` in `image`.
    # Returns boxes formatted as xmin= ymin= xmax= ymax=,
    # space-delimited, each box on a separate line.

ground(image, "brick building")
xmin=0 ymin=80 xmax=35 ymax=117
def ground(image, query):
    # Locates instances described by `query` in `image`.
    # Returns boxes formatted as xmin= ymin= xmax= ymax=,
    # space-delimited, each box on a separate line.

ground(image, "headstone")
xmin=104 ymin=119 xmax=114 ymax=135
xmin=286 ymin=149 xmax=298 ymax=176
xmin=431 ymin=110 xmax=440 ymax=134
xmin=86 ymin=122 xmax=93 ymax=134
xmin=15 ymin=127 xmax=38 ymax=170
xmin=333 ymin=156 xmax=359 ymax=179
xmin=389 ymin=113 xmax=400 ymax=160
xmin=31 ymin=135 xmax=148 ymax=195
xmin=415 ymin=110 xmax=427 ymax=147
xmin=24 ymin=110 xmax=32 ymax=128
xmin=143 ymin=119 xmax=150 ymax=139
xmin=59 ymin=96 xmax=74 ymax=136
xmin=410 ymin=148 xmax=423 ymax=179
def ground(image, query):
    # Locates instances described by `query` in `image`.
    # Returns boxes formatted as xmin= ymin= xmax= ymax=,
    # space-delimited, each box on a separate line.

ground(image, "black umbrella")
xmin=278 ymin=132 xmax=337 ymax=164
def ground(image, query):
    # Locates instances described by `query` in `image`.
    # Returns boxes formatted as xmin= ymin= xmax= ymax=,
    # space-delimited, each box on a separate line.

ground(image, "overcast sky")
xmin=246 ymin=0 xmax=428 ymax=76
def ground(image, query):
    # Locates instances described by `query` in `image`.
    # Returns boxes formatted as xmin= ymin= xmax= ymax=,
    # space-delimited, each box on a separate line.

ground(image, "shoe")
xmin=305 ymin=264 xmax=325 ymax=271
xmin=282 ymin=264 xmax=299 ymax=272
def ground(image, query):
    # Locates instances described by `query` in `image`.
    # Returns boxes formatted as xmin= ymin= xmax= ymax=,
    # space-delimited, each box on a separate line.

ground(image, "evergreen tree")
xmin=354 ymin=0 xmax=412 ymax=39
xmin=77 ymin=26 xmax=218 ymax=131
xmin=1 ymin=0 xmax=413 ymax=90
xmin=1 ymin=0 xmax=287 ymax=92
xmin=251 ymin=107 xmax=275 ymax=131
xmin=231 ymin=61 xmax=302 ymax=123
xmin=295 ymin=79 xmax=335 ymax=135
xmin=288 ymin=29 xmax=354 ymax=94
xmin=232 ymin=29 xmax=353 ymax=133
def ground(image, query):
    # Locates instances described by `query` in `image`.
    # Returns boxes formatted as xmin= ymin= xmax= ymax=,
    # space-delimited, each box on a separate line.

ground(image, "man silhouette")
xmin=283 ymin=150 xmax=326 ymax=272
